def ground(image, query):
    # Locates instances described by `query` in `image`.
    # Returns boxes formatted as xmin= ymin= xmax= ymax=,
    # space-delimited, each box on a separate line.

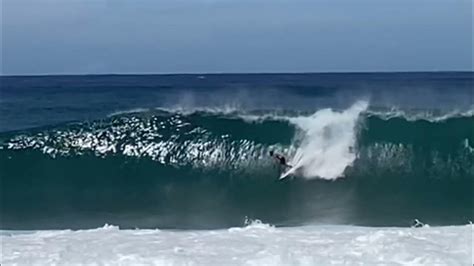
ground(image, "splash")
xmin=288 ymin=101 xmax=368 ymax=180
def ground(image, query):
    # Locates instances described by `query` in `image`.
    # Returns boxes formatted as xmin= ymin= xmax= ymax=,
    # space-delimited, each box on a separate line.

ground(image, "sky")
xmin=1 ymin=0 xmax=473 ymax=75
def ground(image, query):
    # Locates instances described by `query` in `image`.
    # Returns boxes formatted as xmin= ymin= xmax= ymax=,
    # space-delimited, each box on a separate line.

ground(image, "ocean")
xmin=1 ymin=72 xmax=473 ymax=265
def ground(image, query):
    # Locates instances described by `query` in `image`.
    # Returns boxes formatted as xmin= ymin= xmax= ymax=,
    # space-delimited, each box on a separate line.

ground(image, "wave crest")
xmin=2 ymin=102 xmax=473 ymax=180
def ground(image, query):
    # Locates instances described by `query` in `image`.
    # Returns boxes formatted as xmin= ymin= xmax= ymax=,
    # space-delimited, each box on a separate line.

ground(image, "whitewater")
xmin=2 ymin=222 xmax=473 ymax=265
xmin=287 ymin=101 xmax=367 ymax=179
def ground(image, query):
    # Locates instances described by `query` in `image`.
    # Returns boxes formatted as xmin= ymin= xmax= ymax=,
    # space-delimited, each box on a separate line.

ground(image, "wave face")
xmin=1 ymin=103 xmax=473 ymax=229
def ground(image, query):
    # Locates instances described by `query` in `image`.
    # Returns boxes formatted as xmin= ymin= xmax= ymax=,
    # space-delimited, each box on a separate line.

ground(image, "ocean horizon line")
xmin=1 ymin=70 xmax=473 ymax=78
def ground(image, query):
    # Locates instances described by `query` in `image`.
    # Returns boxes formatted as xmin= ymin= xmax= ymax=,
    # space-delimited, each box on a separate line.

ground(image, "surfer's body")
xmin=270 ymin=150 xmax=299 ymax=180
xmin=269 ymin=150 xmax=291 ymax=169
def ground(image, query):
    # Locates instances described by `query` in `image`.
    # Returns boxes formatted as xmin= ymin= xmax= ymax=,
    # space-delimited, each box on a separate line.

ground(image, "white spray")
xmin=288 ymin=101 xmax=368 ymax=180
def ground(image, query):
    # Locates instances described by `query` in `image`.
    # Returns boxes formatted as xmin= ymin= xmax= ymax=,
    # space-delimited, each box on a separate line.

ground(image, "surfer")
xmin=269 ymin=150 xmax=292 ymax=169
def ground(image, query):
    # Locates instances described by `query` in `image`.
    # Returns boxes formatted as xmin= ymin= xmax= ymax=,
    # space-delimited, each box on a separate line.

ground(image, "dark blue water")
xmin=1 ymin=72 xmax=472 ymax=132
xmin=1 ymin=72 xmax=473 ymax=230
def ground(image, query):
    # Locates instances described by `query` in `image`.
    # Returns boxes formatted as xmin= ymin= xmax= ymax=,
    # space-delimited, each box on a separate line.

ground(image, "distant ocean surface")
xmin=1 ymin=72 xmax=473 ymax=265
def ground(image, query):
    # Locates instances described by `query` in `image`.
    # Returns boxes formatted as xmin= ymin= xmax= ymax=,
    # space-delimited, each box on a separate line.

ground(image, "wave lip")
xmin=367 ymin=106 xmax=474 ymax=122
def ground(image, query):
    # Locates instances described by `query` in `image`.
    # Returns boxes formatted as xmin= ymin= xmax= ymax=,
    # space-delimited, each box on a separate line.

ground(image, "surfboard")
xmin=279 ymin=165 xmax=301 ymax=180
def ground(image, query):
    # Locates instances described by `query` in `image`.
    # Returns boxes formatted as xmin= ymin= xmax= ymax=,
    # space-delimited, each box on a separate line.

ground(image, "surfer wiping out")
xmin=269 ymin=150 xmax=292 ymax=169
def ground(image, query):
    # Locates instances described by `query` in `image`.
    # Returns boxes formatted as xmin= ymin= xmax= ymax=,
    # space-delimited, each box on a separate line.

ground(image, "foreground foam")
xmin=2 ymin=224 xmax=472 ymax=265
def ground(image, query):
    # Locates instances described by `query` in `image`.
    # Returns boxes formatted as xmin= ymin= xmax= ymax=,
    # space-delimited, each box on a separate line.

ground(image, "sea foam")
xmin=288 ymin=101 xmax=368 ymax=180
xmin=2 ymin=224 xmax=472 ymax=265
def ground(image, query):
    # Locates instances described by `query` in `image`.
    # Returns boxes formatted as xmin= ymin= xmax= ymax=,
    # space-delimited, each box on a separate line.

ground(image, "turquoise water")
xmin=1 ymin=72 xmax=473 ymax=229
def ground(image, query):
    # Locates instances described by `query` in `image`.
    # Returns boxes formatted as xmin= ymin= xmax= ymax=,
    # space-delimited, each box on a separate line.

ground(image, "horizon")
xmin=1 ymin=70 xmax=473 ymax=78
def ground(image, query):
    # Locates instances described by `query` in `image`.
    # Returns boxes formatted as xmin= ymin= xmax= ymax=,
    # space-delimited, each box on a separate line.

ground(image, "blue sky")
xmin=1 ymin=0 xmax=472 ymax=75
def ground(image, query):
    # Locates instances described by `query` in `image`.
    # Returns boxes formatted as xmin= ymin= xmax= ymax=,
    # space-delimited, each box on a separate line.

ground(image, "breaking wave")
xmin=1 ymin=102 xmax=473 ymax=229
